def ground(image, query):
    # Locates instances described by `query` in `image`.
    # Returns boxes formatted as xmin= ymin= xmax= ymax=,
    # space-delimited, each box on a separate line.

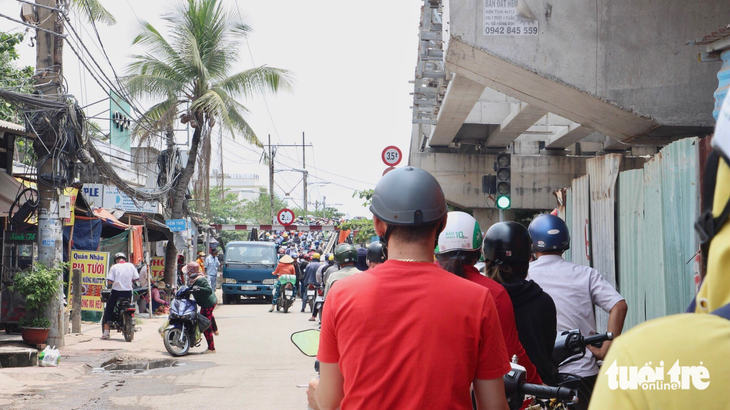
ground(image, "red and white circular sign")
xmin=277 ymin=208 xmax=295 ymax=226
xmin=381 ymin=146 xmax=403 ymax=166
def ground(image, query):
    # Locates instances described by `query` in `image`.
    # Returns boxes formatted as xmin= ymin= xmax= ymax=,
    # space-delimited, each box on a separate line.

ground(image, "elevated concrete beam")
xmin=446 ymin=38 xmax=658 ymax=143
xmin=486 ymin=103 xmax=547 ymax=147
xmin=429 ymin=74 xmax=486 ymax=146
xmin=545 ymin=124 xmax=594 ymax=149
xmin=410 ymin=150 xmax=647 ymax=211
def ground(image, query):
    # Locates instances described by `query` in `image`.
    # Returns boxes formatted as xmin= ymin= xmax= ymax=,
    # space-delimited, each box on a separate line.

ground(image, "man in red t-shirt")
xmin=309 ymin=167 xmax=510 ymax=410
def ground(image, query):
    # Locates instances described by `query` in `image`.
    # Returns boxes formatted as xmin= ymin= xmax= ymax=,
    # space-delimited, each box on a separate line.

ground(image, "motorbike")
xmin=552 ymin=329 xmax=613 ymax=410
xmin=276 ymin=275 xmax=297 ymax=313
xmin=306 ymin=283 xmax=323 ymax=316
xmin=163 ymin=286 xmax=207 ymax=356
xmin=504 ymin=360 xmax=578 ymax=410
xmin=100 ymin=286 xmax=148 ymax=342
xmin=290 ymin=329 xmax=578 ymax=410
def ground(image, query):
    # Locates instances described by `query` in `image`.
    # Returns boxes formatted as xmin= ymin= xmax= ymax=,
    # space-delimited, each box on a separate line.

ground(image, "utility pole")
xmin=35 ymin=0 xmax=66 ymax=347
xmin=268 ymin=134 xmax=275 ymax=224
xmin=302 ymin=132 xmax=307 ymax=215
xmin=263 ymin=135 xmax=312 ymax=218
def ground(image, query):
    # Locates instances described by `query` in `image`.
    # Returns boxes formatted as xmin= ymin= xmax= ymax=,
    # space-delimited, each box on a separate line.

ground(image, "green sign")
xmin=5 ymin=230 xmax=37 ymax=243
xmin=110 ymin=90 xmax=132 ymax=151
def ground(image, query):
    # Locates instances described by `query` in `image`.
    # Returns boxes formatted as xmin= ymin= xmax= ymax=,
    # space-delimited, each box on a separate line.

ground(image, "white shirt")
xmin=528 ymin=254 xmax=625 ymax=377
xmin=205 ymin=254 xmax=220 ymax=276
xmin=106 ymin=261 xmax=140 ymax=291
xmin=138 ymin=265 xmax=149 ymax=288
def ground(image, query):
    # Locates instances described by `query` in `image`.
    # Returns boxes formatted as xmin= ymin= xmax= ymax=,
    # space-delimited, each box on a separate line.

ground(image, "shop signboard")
xmin=81 ymin=183 xmax=158 ymax=213
xmin=69 ymin=251 xmax=110 ymax=312
xmin=150 ymin=256 xmax=165 ymax=282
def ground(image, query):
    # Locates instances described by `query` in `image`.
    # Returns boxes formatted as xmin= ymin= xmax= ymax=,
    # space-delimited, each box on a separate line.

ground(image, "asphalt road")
xmin=2 ymin=295 xmax=320 ymax=409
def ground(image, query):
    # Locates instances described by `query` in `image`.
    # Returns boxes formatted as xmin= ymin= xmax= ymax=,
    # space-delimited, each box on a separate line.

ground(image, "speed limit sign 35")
xmin=277 ymin=208 xmax=295 ymax=226
xmin=382 ymin=146 xmax=403 ymax=166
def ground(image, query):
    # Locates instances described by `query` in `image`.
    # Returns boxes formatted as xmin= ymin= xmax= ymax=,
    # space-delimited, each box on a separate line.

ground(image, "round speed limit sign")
xmin=277 ymin=208 xmax=295 ymax=226
xmin=381 ymin=146 xmax=403 ymax=166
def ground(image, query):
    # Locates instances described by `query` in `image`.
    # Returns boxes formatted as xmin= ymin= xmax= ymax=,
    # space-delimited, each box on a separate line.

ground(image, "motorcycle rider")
xmin=436 ymin=211 xmax=542 ymax=385
xmin=589 ymin=101 xmax=730 ymax=410
xmin=366 ymin=241 xmax=387 ymax=268
xmin=309 ymin=244 xmax=361 ymax=322
xmin=528 ymin=213 xmax=627 ymax=392
xmin=483 ymin=222 xmax=559 ymax=386
xmin=301 ymin=252 xmax=321 ymax=313
xmin=355 ymin=247 xmax=368 ymax=271
xmin=269 ymin=254 xmax=297 ymax=312
xmin=102 ymin=252 xmax=139 ymax=340
xmin=183 ymin=262 xmax=218 ymax=352
xmin=319 ymin=254 xmax=335 ymax=285
xmin=310 ymin=167 xmax=510 ymax=410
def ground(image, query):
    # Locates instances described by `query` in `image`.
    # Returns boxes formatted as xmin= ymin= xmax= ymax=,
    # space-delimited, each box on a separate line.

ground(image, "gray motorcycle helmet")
xmin=369 ymin=167 xmax=447 ymax=226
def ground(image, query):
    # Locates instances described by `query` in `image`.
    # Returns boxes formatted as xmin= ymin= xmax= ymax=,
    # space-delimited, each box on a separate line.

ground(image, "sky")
xmin=0 ymin=0 xmax=423 ymax=218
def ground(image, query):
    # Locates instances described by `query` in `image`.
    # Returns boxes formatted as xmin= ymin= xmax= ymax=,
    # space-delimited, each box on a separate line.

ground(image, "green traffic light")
xmin=496 ymin=195 xmax=511 ymax=209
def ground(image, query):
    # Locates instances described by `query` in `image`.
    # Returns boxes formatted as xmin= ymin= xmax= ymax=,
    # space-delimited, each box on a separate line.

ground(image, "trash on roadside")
xmin=158 ymin=319 xmax=170 ymax=338
xmin=38 ymin=346 xmax=61 ymax=367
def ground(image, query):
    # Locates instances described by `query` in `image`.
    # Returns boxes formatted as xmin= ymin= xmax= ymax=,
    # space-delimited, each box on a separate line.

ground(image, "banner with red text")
xmin=69 ymin=251 xmax=109 ymax=312
xmin=150 ymin=256 xmax=165 ymax=282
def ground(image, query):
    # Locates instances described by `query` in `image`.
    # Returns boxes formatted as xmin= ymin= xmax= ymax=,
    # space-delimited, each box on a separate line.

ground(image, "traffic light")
xmin=495 ymin=153 xmax=511 ymax=209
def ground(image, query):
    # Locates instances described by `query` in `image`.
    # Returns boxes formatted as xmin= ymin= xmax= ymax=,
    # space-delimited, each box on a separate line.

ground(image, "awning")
xmin=0 ymin=172 xmax=24 ymax=217
xmin=112 ymin=211 xmax=173 ymax=242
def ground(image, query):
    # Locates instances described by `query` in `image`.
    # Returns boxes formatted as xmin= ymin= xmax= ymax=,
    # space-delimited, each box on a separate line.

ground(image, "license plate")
xmin=307 ymin=290 xmax=315 ymax=296
xmin=285 ymin=290 xmax=293 ymax=296
xmin=241 ymin=285 xmax=257 ymax=291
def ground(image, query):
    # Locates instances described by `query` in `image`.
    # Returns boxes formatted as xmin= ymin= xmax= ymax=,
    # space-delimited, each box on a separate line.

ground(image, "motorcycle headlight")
xmin=262 ymin=279 xmax=276 ymax=285
xmin=225 ymin=278 xmax=237 ymax=284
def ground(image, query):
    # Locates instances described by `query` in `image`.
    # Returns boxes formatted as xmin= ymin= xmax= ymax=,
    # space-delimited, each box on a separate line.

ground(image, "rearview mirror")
xmin=291 ymin=329 xmax=320 ymax=357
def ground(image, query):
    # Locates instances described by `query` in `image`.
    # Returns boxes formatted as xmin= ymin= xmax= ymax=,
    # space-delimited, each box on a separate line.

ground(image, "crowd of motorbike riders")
xmin=287 ymin=141 xmax=729 ymax=410
xmin=261 ymin=171 xmax=628 ymax=409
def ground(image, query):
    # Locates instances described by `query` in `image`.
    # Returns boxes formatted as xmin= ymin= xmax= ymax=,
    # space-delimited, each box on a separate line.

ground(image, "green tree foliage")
xmin=207 ymin=186 xmax=246 ymax=246
xmin=341 ymin=218 xmax=376 ymax=246
xmin=0 ymin=32 xmax=34 ymax=123
xmin=125 ymin=0 xmax=292 ymax=284
xmin=353 ymin=189 xmax=374 ymax=208
xmin=239 ymin=189 xmax=288 ymax=224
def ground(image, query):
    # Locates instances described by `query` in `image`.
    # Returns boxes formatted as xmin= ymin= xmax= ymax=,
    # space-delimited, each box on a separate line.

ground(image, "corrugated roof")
xmin=0 ymin=119 xmax=29 ymax=135
xmin=687 ymin=24 xmax=730 ymax=45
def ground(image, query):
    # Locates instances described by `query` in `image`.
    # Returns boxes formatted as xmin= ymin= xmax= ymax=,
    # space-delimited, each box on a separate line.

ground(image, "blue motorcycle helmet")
xmin=527 ymin=214 xmax=570 ymax=252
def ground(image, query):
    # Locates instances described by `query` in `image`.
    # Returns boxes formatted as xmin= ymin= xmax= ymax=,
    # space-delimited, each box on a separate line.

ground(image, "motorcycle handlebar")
xmin=583 ymin=332 xmax=613 ymax=347
xmin=521 ymin=384 xmax=578 ymax=403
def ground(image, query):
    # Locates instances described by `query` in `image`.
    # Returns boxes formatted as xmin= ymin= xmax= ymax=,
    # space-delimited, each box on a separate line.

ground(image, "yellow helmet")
xmin=312 ymin=252 xmax=321 ymax=260
xmin=328 ymin=254 xmax=335 ymax=261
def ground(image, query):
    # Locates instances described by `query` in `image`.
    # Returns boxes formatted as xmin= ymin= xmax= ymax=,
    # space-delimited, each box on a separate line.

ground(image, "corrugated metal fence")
xmin=562 ymin=138 xmax=701 ymax=331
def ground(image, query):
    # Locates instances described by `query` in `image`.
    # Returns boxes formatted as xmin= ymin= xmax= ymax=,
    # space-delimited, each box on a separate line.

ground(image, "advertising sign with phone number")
xmin=483 ymin=0 xmax=538 ymax=36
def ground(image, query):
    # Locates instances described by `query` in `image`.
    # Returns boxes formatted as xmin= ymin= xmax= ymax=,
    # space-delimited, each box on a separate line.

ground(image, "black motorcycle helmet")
xmin=366 ymin=241 xmax=387 ymax=264
xmin=482 ymin=222 xmax=532 ymax=265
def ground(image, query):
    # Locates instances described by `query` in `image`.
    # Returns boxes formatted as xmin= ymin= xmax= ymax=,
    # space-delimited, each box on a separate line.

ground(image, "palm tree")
xmin=125 ymin=0 xmax=292 ymax=285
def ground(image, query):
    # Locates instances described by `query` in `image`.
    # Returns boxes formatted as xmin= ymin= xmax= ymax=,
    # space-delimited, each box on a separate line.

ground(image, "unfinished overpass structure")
xmin=408 ymin=0 xmax=727 ymax=226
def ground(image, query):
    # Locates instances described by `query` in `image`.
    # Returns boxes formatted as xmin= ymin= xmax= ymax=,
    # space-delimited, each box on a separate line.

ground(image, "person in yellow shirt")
xmin=196 ymin=251 xmax=205 ymax=272
xmin=589 ymin=103 xmax=730 ymax=409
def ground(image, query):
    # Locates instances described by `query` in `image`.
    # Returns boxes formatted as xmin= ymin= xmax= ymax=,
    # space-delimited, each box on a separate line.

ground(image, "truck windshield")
xmin=225 ymin=245 xmax=277 ymax=265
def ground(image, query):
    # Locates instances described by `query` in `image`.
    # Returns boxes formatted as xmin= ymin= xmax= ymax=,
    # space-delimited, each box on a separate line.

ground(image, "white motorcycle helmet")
xmin=435 ymin=211 xmax=484 ymax=254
